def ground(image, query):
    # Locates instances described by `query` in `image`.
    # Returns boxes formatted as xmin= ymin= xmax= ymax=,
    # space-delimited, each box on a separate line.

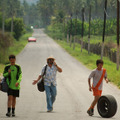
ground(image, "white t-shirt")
xmin=88 ymin=68 xmax=107 ymax=90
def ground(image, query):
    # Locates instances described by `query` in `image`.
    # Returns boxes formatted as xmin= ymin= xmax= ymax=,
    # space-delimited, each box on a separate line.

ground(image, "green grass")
xmin=0 ymin=32 xmax=32 ymax=74
xmin=76 ymin=35 xmax=116 ymax=44
xmin=8 ymin=32 xmax=32 ymax=55
xmin=56 ymin=40 xmax=120 ymax=88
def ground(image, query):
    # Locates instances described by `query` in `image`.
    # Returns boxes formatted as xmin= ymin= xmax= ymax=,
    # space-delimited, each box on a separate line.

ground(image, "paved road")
xmin=0 ymin=29 xmax=120 ymax=120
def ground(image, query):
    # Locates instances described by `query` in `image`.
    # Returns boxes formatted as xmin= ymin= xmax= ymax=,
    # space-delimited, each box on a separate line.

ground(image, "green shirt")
xmin=3 ymin=64 xmax=22 ymax=90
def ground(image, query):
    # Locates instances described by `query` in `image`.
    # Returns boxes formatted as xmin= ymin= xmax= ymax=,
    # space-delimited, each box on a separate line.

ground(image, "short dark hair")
xmin=96 ymin=59 xmax=104 ymax=65
xmin=9 ymin=55 xmax=16 ymax=60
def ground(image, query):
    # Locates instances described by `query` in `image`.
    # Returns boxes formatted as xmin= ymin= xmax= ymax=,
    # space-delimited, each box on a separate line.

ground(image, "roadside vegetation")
xmin=41 ymin=0 xmax=120 ymax=87
xmin=56 ymin=40 xmax=120 ymax=88
xmin=0 ymin=0 xmax=34 ymax=74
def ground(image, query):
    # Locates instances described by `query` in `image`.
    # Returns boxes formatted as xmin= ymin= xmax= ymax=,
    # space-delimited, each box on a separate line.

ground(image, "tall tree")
xmin=81 ymin=7 xmax=85 ymax=52
xmin=0 ymin=0 xmax=8 ymax=34
xmin=8 ymin=0 xmax=21 ymax=33
xmin=116 ymin=0 xmax=120 ymax=70
xmin=37 ymin=0 xmax=55 ymax=26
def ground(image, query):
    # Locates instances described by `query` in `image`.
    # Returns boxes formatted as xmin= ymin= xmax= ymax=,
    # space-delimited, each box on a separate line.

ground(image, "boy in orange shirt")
xmin=87 ymin=59 xmax=109 ymax=116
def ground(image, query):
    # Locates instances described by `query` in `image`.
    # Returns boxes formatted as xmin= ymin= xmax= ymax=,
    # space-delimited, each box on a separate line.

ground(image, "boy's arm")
xmin=104 ymin=71 xmax=109 ymax=83
xmin=16 ymin=66 xmax=22 ymax=84
xmin=3 ymin=66 xmax=10 ymax=77
xmin=105 ymin=77 xmax=109 ymax=83
xmin=88 ymin=78 xmax=92 ymax=91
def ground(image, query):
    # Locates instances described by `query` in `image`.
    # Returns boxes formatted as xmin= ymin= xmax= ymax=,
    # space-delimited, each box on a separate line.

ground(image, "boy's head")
xmin=9 ymin=55 xmax=16 ymax=65
xmin=96 ymin=59 xmax=104 ymax=70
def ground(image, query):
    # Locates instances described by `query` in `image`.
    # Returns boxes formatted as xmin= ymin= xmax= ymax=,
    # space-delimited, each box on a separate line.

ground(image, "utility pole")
xmin=101 ymin=0 xmax=107 ymax=60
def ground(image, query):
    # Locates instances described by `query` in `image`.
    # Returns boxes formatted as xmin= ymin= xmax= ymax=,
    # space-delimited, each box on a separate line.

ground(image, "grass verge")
xmin=0 ymin=32 xmax=32 ymax=74
xmin=56 ymin=40 xmax=120 ymax=88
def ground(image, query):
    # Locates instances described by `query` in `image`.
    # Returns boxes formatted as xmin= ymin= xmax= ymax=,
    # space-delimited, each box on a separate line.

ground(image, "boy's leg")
xmin=90 ymin=96 xmax=100 ymax=109
xmin=87 ymin=96 xmax=100 ymax=116
xmin=6 ymin=95 xmax=13 ymax=117
xmin=12 ymin=97 xmax=16 ymax=116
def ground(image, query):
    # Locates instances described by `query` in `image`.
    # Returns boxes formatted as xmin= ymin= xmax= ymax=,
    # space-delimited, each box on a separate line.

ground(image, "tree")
xmin=0 ymin=0 xmax=8 ymax=35
xmin=116 ymin=0 xmax=120 ymax=70
xmin=7 ymin=0 xmax=21 ymax=33
xmin=81 ymin=7 xmax=85 ymax=52
xmin=37 ymin=0 xmax=55 ymax=26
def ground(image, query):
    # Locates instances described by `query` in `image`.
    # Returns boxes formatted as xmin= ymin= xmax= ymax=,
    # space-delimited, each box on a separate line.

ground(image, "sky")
xmin=20 ymin=0 xmax=39 ymax=4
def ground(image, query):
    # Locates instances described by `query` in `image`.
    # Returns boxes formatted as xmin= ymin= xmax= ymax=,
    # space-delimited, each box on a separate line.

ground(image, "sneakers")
xmin=12 ymin=113 xmax=15 ymax=117
xmin=47 ymin=107 xmax=53 ymax=112
xmin=87 ymin=108 xmax=94 ymax=116
xmin=6 ymin=112 xmax=15 ymax=117
xmin=6 ymin=112 xmax=11 ymax=117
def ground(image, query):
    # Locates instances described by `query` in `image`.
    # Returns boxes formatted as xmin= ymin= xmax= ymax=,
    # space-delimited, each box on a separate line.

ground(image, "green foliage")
xmin=65 ymin=19 xmax=88 ymax=36
xmin=0 ymin=32 xmax=32 ymax=65
xmin=5 ymin=18 xmax=25 ymax=40
xmin=0 ymin=32 xmax=14 ymax=63
xmin=0 ymin=13 xmax=2 ymax=28
xmin=46 ymin=23 xmax=64 ymax=40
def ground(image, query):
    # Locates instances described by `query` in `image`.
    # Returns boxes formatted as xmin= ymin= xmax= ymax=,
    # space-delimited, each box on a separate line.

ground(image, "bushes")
xmin=5 ymin=18 xmax=25 ymax=40
xmin=0 ymin=32 xmax=14 ymax=63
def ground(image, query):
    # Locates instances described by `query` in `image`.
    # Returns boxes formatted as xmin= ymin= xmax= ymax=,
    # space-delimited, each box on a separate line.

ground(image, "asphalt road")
xmin=0 ymin=29 xmax=120 ymax=120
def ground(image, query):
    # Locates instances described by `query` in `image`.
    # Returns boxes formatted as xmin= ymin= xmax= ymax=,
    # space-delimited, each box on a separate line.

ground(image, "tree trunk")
xmin=2 ymin=12 xmax=5 ymax=35
xmin=70 ymin=14 xmax=72 ymax=47
xmin=81 ymin=8 xmax=85 ymax=52
xmin=73 ymin=12 xmax=77 ymax=50
xmin=67 ymin=21 xmax=69 ymax=43
xmin=88 ymin=5 xmax=91 ymax=54
xmin=101 ymin=0 xmax=107 ymax=59
xmin=116 ymin=0 xmax=119 ymax=71
xmin=70 ymin=35 xmax=72 ymax=48
xmin=11 ymin=12 xmax=14 ymax=33
xmin=67 ymin=34 xmax=69 ymax=43
xmin=73 ymin=36 xmax=76 ymax=50
xmin=116 ymin=45 xmax=119 ymax=71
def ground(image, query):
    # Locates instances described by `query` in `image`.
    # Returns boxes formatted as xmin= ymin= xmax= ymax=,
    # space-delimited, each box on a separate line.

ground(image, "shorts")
xmin=93 ymin=88 xmax=102 ymax=96
xmin=7 ymin=88 xmax=20 ymax=97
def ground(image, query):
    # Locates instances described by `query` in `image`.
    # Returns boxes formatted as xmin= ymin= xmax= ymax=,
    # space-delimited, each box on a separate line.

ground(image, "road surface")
xmin=0 ymin=29 xmax=120 ymax=120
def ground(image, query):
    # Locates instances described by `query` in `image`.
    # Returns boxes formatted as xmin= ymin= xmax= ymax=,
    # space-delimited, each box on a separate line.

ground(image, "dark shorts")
xmin=7 ymin=88 xmax=20 ymax=97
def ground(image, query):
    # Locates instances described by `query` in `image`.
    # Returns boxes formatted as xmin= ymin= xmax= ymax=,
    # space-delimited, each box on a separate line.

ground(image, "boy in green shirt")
xmin=3 ymin=55 xmax=22 ymax=117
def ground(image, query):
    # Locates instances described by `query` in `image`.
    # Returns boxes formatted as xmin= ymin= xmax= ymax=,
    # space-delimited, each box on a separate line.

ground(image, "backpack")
xmin=0 ymin=65 xmax=20 ymax=93
xmin=37 ymin=65 xmax=47 ymax=92
xmin=0 ymin=78 xmax=9 ymax=92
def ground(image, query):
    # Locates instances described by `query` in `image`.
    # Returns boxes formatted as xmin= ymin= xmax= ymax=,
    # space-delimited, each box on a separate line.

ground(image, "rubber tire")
xmin=97 ymin=95 xmax=117 ymax=118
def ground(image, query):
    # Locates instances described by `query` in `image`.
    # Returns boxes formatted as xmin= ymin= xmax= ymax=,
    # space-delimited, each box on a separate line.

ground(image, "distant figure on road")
xmin=3 ymin=55 xmax=22 ymax=117
xmin=33 ymin=56 xmax=62 ymax=112
xmin=87 ymin=59 xmax=108 ymax=116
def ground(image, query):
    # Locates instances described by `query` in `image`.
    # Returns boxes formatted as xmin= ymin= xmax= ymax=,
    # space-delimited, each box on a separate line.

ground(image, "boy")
xmin=3 ymin=55 xmax=22 ymax=117
xmin=87 ymin=59 xmax=108 ymax=116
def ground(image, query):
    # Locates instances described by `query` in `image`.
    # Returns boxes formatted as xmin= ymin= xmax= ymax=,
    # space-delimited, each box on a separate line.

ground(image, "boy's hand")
xmin=106 ymin=79 xmax=109 ymax=83
xmin=8 ymin=69 xmax=11 ymax=73
xmin=89 ymin=86 xmax=92 ymax=91
xmin=15 ymin=82 xmax=19 ymax=87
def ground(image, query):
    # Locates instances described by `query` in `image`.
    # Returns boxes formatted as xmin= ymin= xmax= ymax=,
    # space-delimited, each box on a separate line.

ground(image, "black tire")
xmin=97 ymin=95 xmax=117 ymax=118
